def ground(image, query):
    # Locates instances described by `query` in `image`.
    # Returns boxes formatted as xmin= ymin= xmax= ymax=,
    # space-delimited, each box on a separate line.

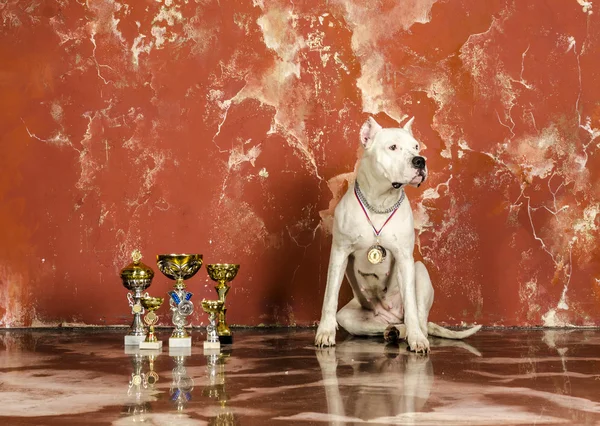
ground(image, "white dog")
xmin=315 ymin=117 xmax=481 ymax=352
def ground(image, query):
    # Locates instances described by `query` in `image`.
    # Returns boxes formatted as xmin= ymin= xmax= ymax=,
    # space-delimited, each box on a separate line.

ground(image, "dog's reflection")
xmin=316 ymin=337 xmax=479 ymax=424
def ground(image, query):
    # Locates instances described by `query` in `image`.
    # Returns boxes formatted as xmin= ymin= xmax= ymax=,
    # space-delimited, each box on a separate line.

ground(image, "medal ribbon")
xmin=354 ymin=185 xmax=401 ymax=237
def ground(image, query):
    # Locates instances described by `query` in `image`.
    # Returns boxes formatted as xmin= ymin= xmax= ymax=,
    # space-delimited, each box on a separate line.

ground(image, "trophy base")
xmin=218 ymin=335 xmax=233 ymax=345
xmin=124 ymin=335 xmax=146 ymax=346
xmin=169 ymin=337 xmax=192 ymax=347
xmin=204 ymin=340 xmax=221 ymax=350
xmin=140 ymin=340 xmax=163 ymax=350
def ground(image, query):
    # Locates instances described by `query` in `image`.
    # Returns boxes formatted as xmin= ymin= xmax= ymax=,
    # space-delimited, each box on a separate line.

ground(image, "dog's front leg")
xmin=315 ymin=242 xmax=350 ymax=347
xmin=396 ymin=255 xmax=430 ymax=353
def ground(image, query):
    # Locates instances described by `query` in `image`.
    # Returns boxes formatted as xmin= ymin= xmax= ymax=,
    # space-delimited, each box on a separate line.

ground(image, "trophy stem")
xmin=204 ymin=309 xmax=221 ymax=350
xmin=215 ymin=281 xmax=229 ymax=302
xmin=207 ymin=312 xmax=220 ymax=344
xmin=169 ymin=285 xmax=193 ymax=343
xmin=217 ymin=308 xmax=231 ymax=336
xmin=214 ymin=282 xmax=232 ymax=343
xmin=175 ymin=278 xmax=186 ymax=290
xmin=147 ymin=324 xmax=156 ymax=343
xmin=129 ymin=290 xmax=146 ymax=337
xmin=130 ymin=313 xmax=145 ymax=336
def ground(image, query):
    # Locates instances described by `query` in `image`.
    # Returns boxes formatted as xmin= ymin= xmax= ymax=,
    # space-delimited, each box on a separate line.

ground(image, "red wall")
xmin=1 ymin=0 xmax=599 ymax=328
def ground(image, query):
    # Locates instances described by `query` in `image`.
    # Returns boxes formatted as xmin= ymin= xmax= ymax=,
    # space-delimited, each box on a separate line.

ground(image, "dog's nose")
xmin=412 ymin=156 xmax=426 ymax=169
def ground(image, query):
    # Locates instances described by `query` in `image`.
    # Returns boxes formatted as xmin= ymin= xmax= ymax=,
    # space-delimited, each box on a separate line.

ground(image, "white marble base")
xmin=169 ymin=337 xmax=192 ymax=347
xmin=139 ymin=340 xmax=163 ymax=350
xmin=204 ymin=341 xmax=220 ymax=350
xmin=124 ymin=335 xmax=146 ymax=346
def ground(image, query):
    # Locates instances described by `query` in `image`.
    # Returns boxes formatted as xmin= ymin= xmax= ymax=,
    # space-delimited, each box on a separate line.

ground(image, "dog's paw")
xmin=314 ymin=320 xmax=337 ymax=347
xmin=407 ymin=329 xmax=430 ymax=354
xmin=315 ymin=328 xmax=336 ymax=347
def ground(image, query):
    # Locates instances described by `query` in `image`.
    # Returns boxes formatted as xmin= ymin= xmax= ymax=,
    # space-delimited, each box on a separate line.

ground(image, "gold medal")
xmin=367 ymin=244 xmax=386 ymax=264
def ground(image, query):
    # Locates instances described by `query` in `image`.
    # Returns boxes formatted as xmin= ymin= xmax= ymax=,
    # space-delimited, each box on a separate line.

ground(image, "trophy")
xmin=157 ymin=254 xmax=203 ymax=347
xmin=120 ymin=249 xmax=154 ymax=346
xmin=201 ymin=299 xmax=224 ymax=350
xmin=139 ymin=296 xmax=164 ymax=350
xmin=206 ymin=264 xmax=239 ymax=344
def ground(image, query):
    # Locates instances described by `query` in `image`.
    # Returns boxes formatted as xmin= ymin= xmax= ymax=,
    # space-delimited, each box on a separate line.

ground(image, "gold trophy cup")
xmin=157 ymin=254 xmax=203 ymax=348
xmin=206 ymin=264 xmax=239 ymax=344
xmin=201 ymin=299 xmax=224 ymax=350
xmin=120 ymin=249 xmax=154 ymax=346
xmin=139 ymin=296 xmax=164 ymax=350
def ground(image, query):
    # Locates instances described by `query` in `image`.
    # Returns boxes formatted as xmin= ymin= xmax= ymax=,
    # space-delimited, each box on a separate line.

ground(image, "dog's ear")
xmin=403 ymin=116 xmax=415 ymax=136
xmin=359 ymin=117 xmax=382 ymax=148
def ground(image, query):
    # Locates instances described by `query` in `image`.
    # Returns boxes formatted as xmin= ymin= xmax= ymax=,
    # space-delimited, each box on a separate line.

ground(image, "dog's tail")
xmin=427 ymin=322 xmax=482 ymax=340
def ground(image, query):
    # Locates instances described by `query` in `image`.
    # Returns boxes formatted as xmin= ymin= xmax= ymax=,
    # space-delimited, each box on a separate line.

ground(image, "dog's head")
xmin=359 ymin=117 xmax=427 ymax=189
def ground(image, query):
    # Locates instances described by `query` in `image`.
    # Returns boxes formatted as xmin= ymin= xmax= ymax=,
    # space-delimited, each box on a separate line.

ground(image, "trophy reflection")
xmin=140 ymin=296 xmax=164 ymax=350
xmin=120 ymin=250 xmax=154 ymax=346
xmin=123 ymin=347 xmax=161 ymax=420
xmin=169 ymin=347 xmax=194 ymax=412
xmin=206 ymin=264 xmax=239 ymax=344
xmin=203 ymin=350 xmax=238 ymax=426
xmin=157 ymin=254 xmax=203 ymax=347
xmin=146 ymin=352 xmax=160 ymax=387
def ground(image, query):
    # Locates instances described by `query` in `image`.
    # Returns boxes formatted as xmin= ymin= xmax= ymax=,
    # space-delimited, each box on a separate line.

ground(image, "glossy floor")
xmin=1 ymin=329 xmax=599 ymax=425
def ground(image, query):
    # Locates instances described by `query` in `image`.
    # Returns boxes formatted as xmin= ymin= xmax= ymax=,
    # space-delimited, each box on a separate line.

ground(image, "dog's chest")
xmin=336 ymin=196 xmax=413 ymax=251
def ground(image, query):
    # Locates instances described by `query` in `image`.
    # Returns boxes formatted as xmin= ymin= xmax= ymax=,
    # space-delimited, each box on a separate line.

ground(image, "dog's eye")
xmin=415 ymin=145 xmax=419 ymax=150
xmin=389 ymin=144 xmax=397 ymax=151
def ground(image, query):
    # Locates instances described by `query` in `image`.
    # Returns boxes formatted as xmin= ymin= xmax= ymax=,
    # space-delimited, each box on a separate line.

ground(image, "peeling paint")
xmin=228 ymin=142 xmax=261 ymax=170
xmin=577 ymin=0 xmax=594 ymax=14
xmin=0 ymin=267 xmax=27 ymax=327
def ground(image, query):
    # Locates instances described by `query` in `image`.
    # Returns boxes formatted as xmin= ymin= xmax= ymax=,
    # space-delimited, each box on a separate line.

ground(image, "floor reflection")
xmin=169 ymin=347 xmax=194 ymax=412
xmin=316 ymin=337 xmax=481 ymax=424
xmin=203 ymin=349 xmax=239 ymax=426
xmin=122 ymin=347 xmax=161 ymax=420
xmin=1 ymin=329 xmax=600 ymax=425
